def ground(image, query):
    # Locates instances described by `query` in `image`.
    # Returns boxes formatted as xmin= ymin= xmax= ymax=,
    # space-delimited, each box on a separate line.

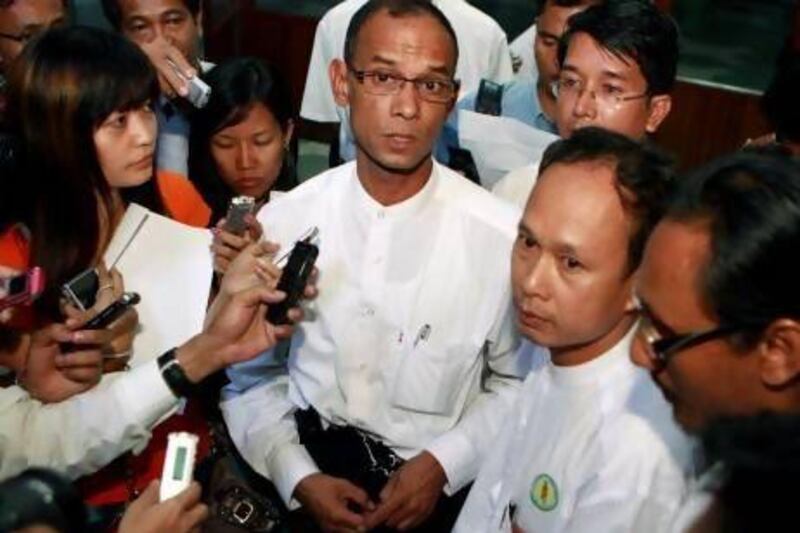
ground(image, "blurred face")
xmin=556 ymin=32 xmax=671 ymax=139
xmin=93 ymin=103 xmax=157 ymax=188
xmin=210 ymin=103 xmax=293 ymax=198
xmin=117 ymin=0 xmax=200 ymax=63
xmin=511 ymin=160 xmax=636 ymax=361
xmin=331 ymin=10 xmax=456 ymax=177
xmin=630 ymin=219 xmax=763 ymax=432
xmin=534 ymin=1 xmax=592 ymax=86
xmin=0 ymin=0 xmax=65 ymax=71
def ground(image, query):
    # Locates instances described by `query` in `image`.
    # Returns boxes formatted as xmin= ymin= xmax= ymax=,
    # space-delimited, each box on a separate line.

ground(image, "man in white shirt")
xmin=300 ymin=0 xmax=514 ymax=163
xmin=222 ymin=2 xmax=523 ymax=531
xmin=455 ymin=127 xmax=695 ymax=533
xmin=629 ymin=151 xmax=800 ymax=532
xmin=492 ymin=0 xmax=678 ymax=209
xmin=101 ymin=0 xmax=210 ymax=176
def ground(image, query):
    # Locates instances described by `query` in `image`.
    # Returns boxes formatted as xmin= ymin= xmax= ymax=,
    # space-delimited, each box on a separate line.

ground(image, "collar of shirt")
xmin=351 ymin=161 xmax=440 ymax=223
xmin=545 ymin=323 xmax=638 ymax=388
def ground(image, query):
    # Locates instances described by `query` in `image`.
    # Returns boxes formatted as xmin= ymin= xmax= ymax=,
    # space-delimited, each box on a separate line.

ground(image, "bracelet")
xmin=157 ymin=348 xmax=197 ymax=398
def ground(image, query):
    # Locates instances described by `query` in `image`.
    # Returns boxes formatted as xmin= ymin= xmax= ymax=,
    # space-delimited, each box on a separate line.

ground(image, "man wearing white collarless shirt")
xmin=222 ymin=2 xmax=523 ymax=532
xmin=454 ymin=128 xmax=695 ymax=533
xmin=301 ymin=0 xmax=514 ymax=163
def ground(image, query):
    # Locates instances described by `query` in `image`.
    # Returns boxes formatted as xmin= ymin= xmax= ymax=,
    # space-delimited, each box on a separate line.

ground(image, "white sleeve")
xmin=487 ymin=29 xmax=514 ymax=84
xmin=300 ymin=15 xmax=340 ymax=123
xmin=0 ymin=361 xmax=177 ymax=481
xmin=425 ymin=293 xmax=524 ymax=493
xmin=221 ymin=357 xmax=319 ymax=506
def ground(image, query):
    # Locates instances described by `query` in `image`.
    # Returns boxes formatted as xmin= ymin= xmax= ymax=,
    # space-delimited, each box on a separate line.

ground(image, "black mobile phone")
xmin=61 ymin=268 xmax=99 ymax=311
xmin=266 ymin=241 xmax=318 ymax=325
xmin=475 ymin=79 xmax=503 ymax=116
xmin=82 ymin=292 xmax=140 ymax=330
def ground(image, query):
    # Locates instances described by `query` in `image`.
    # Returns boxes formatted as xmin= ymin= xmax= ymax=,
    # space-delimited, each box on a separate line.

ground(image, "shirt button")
xmin=377 ymin=211 xmax=386 ymax=219
xmin=362 ymin=306 xmax=375 ymax=317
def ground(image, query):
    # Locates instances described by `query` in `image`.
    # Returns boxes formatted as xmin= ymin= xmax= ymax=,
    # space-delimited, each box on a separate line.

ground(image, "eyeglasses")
xmin=0 ymin=29 xmax=38 ymax=45
xmin=636 ymin=305 xmax=758 ymax=372
xmin=550 ymin=76 xmax=649 ymax=108
xmin=347 ymin=66 xmax=459 ymax=104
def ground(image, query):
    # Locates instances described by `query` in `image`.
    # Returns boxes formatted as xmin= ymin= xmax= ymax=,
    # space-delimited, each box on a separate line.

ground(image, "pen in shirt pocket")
xmin=413 ymin=324 xmax=431 ymax=347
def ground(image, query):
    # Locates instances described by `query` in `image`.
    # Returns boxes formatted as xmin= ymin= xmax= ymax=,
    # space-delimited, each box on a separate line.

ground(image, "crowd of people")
xmin=0 ymin=0 xmax=798 ymax=532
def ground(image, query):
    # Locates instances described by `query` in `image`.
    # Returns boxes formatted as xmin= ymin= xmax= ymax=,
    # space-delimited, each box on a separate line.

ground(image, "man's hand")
xmin=218 ymin=240 xmax=280 ymax=297
xmin=119 ymin=480 xmax=209 ymax=533
xmin=136 ymin=34 xmax=196 ymax=99
xmin=364 ymin=451 xmax=447 ymax=531
xmin=295 ymin=473 xmax=374 ymax=533
xmin=19 ymin=322 xmax=115 ymax=403
xmin=211 ymin=215 xmax=264 ymax=275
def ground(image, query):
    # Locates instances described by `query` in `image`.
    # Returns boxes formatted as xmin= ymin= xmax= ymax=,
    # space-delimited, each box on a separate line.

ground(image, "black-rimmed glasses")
xmin=347 ymin=67 xmax=459 ymax=104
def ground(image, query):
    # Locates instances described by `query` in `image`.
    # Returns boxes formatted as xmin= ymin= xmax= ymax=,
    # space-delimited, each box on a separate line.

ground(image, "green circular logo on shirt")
xmin=530 ymin=474 xmax=559 ymax=512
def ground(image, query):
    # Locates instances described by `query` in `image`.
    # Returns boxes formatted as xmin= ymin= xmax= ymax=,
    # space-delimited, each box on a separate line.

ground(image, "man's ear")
xmin=645 ymin=94 xmax=672 ymax=134
xmin=283 ymin=119 xmax=296 ymax=147
xmin=623 ymin=269 xmax=640 ymax=314
xmin=758 ymin=319 xmax=800 ymax=388
xmin=330 ymin=59 xmax=350 ymax=108
xmin=195 ymin=7 xmax=204 ymax=39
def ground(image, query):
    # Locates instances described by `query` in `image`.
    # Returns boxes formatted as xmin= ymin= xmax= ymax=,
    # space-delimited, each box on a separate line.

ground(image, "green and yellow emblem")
xmin=530 ymin=474 xmax=559 ymax=512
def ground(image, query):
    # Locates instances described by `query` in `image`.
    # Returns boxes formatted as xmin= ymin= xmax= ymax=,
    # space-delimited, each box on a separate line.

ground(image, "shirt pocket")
xmin=390 ymin=341 xmax=478 ymax=417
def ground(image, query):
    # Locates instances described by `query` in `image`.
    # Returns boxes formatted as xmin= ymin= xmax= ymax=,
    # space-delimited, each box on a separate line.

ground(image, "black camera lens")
xmin=0 ymin=468 xmax=87 ymax=533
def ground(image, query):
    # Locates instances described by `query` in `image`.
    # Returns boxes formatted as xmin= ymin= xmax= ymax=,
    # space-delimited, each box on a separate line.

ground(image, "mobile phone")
xmin=160 ymin=432 xmax=198 ymax=501
xmin=266 ymin=240 xmax=318 ymax=325
xmin=475 ymin=79 xmax=503 ymax=116
xmin=61 ymin=268 xmax=99 ymax=311
xmin=166 ymin=58 xmax=211 ymax=109
xmin=0 ymin=267 xmax=45 ymax=312
xmin=223 ymin=196 xmax=256 ymax=236
xmin=82 ymin=292 xmax=140 ymax=330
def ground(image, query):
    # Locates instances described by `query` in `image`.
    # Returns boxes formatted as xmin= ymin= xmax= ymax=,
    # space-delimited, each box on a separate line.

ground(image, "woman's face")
xmin=210 ymin=103 xmax=292 ymax=199
xmin=93 ymin=102 xmax=157 ymax=189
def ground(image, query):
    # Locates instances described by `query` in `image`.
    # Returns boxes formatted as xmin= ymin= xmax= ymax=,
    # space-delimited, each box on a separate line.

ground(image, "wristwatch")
xmin=157 ymin=348 xmax=197 ymax=398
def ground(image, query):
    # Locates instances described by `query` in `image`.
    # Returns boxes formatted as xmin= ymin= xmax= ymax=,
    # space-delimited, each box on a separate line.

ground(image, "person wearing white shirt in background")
xmin=300 ymin=0 xmax=514 ymax=164
xmin=455 ymin=127 xmax=695 ymax=533
xmin=492 ymin=0 xmax=677 ymax=209
xmin=221 ymin=2 xmax=524 ymax=531
xmin=627 ymin=151 xmax=800 ymax=533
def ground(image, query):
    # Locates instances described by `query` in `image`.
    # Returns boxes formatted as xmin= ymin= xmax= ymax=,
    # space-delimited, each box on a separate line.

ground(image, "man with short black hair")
xmin=493 ymin=0 xmax=678 ymax=208
xmin=455 ymin=127 xmax=694 ymax=532
xmin=223 ymin=1 xmax=523 ymax=532
xmin=101 ymin=0 xmax=207 ymax=176
xmin=630 ymin=150 xmax=800 ymax=532
xmin=300 ymin=0 xmax=514 ymax=164
xmin=0 ymin=0 xmax=65 ymax=73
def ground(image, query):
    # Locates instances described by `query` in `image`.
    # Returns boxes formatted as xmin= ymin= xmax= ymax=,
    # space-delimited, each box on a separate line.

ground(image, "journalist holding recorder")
xmin=221 ymin=1 xmax=525 ymax=531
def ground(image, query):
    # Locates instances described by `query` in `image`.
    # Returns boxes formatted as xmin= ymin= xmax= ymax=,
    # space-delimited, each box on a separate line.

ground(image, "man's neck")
xmin=549 ymin=313 xmax=637 ymax=367
xmin=355 ymin=152 xmax=433 ymax=207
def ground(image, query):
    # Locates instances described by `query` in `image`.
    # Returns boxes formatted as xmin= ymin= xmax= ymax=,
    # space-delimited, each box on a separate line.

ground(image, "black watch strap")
xmin=157 ymin=348 xmax=197 ymax=398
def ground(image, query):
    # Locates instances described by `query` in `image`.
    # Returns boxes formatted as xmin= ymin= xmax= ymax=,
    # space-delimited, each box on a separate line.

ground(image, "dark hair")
xmin=534 ymin=0 xmax=600 ymax=19
xmin=0 ymin=0 xmax=68 ymax=8
xmin=665 ymin=150 xmax=800 ymax=337
xmin=761 ymin=53 xmax=800 ymax=144
xmin=558 ymin=0 xmax=679 ymax=95
xmin=189 ymin=57 xmax=296 ymax=224
xmin=344 ymin=0 xmax=459 ymax=73
xmin=4 ymin=25 xmax=162 ymax=318
xmin=539 ymin=126 xmax=675 ymax=274
xmin=101 ymin=0 xmax=201 ymax=29
xmin=701 ymin=413 xmax=800 ymax=533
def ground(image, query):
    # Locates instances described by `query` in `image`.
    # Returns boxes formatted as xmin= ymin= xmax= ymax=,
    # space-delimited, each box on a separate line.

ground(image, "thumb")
xmin=340 ymin=479 xmax=370 ymax=509
xmin=138 ymin=480 xmax=161 ymax=506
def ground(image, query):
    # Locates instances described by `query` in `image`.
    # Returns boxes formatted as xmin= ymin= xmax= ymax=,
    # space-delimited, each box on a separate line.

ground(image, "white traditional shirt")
xmin=221 ymin=160 xmax=525 ymax=505
xmin=454 ymin=329 xmax=697 ymax=533
xmin=491 ymin=160 xmax=542 ymax=210
xmin=0 ymin=361 xmax=177 ymax=481
xmin=300 ymin=0 xmax=514 ymax=161
xmin=510 ymin=23 xmax=538 ymax=81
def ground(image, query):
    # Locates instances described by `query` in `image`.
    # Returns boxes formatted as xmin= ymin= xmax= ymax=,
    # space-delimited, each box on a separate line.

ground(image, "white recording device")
xmin=159 ymin=432 xmax=198 ymax=501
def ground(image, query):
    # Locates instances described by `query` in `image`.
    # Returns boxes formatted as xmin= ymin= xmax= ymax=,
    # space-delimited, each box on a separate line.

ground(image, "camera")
xmin=0 ymin=468 xmax=88 ymax=533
